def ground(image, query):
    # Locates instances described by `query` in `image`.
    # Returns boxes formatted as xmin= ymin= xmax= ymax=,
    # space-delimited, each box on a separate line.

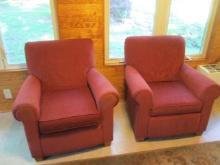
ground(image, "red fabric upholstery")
xmin=12 ymin=75 xmax=43 ymax=158
xmin=41 ymin=126 xmax=103 ymax=156
xmin=88 ymin=68 xmax=119 ymax=143
xmin=180 ymin=64 xmax=220 ymax=101
xmin=148 ymin=113 xmax=201 ymax=138
xmin=25 ymin=39 xmax=94 ymax=91
xmin=180 ymin=64 xmax=220 ymax=132
xmin=13 ymin=39 xmax=119 ymax=159
xmin=125 ymin=36 xmax=185 ymax=82
xmin=88 ymin=68 xmax=119 ymax=110
xmin=125 ymin=36 xmax=220 ymax=140
xmin=13 ymin=75 xmax=41 ymax=121
xmin=149 ymin=81 xmax=202 ymax=116
xmin=125 ymin=65 xmax=152 ymax=140
xmin=125 ymin=66 xmax=153 ymax=107
xmin=39 ymin=88 xmax=100 ymax=134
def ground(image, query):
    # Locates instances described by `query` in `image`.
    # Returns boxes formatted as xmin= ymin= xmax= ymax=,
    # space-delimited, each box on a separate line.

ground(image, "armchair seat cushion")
xmin=39 ymin=88 xmax=100 ymax=134
xmin=149 ymin=81 xmax=202 ymax=116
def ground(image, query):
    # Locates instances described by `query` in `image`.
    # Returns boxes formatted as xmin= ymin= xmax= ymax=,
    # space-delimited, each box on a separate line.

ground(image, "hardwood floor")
xmin=0 ymin=99 xmax=220 ymax=165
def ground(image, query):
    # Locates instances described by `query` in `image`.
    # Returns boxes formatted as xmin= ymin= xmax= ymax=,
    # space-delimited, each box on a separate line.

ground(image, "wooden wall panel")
xmin=0 ymin=70 xmax=27 ymax=112
xmin=0 ymin=0 xmax=220 ymax=112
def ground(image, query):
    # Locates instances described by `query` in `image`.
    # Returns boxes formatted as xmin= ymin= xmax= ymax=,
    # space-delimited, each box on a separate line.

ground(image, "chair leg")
xmin=35 ymin=157 xmax=44 ymax=161
xmin=195 ymin=131 xmax=203 ymax=136
xmin=135 ymin=136 xmax=145 ymax=141
xmin=104 ymin=141 xmax=111 ymax=146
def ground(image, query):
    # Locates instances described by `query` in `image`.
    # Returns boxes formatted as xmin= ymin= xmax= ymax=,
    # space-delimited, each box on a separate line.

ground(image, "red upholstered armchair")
xmin=125 ymin=36 xmax=220 ymax=141
xmin=13 ymin=39 xmax=119 ymax=160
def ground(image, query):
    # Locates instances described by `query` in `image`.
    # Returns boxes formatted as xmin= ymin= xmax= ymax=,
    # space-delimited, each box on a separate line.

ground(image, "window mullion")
xmin=0 ymin=32 xmax=6 ymax=70
xmin=0 ymin=56 xmax=5 ymax=70
xmin=153 ymin=0 xmax=172 ymax=35
xmin=201 ymin=0 xmax=219 ymax=57
xmin=50 ymin=0 xmax=59 ymax=40
xmin=104 ymin=0 xmax=111 ymax=64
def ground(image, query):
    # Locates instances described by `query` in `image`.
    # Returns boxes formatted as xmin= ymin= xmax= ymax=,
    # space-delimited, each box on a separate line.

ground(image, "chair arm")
xmin=125 ymin=65 xmax=153 ymax=107
xmin=87 ymin=68 xmax=119 ymax=110
xmin=13 ymin=75 xmax=41 ymax=121
xmin=180 ymin=64 xmax=220 ymax=101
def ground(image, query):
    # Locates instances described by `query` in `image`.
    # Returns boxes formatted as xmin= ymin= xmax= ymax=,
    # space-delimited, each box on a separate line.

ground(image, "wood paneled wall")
xmin=0 ymin=70 xmax=27 ymax=112
xmin=0 ymin=0 xmax=220 ymax=112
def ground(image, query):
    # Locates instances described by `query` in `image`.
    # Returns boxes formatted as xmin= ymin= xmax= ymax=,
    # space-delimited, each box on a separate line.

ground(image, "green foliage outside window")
xmin=110 ymin=0 xmax=131 ymax=22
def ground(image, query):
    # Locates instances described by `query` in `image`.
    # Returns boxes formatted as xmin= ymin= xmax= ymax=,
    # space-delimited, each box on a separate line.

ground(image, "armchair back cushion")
xmin=125 ymin=36 xmax=185 ymax=82
xmin=25 ymin=39 xmax=94 ymax=91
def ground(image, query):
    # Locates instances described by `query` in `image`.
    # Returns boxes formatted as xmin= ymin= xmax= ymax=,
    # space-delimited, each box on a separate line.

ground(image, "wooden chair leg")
xmin=35 ymin=158 xmax=44 ymax=162
xmin=104 ymin=141 xmax=111 ymax=146
xmin=135 ymin=136 xmax=145 ymax=141
xmin=195 ymin=131 xmax=203 ymax=136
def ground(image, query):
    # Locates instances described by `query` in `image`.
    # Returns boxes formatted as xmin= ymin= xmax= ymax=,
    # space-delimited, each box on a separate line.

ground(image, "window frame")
xmin=105 ymin=0 xmax=219 ymax=65
xmin=0 ymin=0 xmax=59 ymax=70
xmin=104 ymin=0 xmax=125 ymax=65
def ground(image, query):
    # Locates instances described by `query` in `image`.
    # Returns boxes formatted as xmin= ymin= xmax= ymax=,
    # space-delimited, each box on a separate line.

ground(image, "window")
xmin=0 ymin=0 xmax=57 ymax=69
xmin=105 ymin=0 xmax=219 ymax=63
xmin=108 ymin=0 xmax=156 ymax=60
xmin=167 ymin=0 xmax=213 ymax=56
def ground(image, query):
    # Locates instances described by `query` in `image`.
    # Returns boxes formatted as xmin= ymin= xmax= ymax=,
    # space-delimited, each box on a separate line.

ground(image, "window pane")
xmin=167 ymin=0 xmax=212 ymax=56
xmin=109 ymin=0 xmax=156 ymax=59
xmin=0 ymin=0 xmax=54 ymax=65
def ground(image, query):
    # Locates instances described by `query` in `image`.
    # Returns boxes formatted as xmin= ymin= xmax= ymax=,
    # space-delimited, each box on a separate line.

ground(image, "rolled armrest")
xmin=180 ymin=64 xmax=220 ymax=101
xmin=125 ymin=65 xmax=153 ymax=107
xmin=13 ymin=75 xmax=41 ymax=121
xmin=87 ymin=68 xmax=119 ymax=110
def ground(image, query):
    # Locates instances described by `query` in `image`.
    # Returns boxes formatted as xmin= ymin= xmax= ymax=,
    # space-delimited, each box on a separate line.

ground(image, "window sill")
xmin=187 ymin=57 xmax=207 ymax=61
xmin=0 ymin=67 xmax=27 ymax=73
xmin=105 ymin=59 xmax=125 ymax=66
xmin=105 ymin=56 xmax=207 ymax=66
xmin=0 ymin=63 xmax=27 ymax=72
xmin=0 ymin=64 xmax=27 ymax=72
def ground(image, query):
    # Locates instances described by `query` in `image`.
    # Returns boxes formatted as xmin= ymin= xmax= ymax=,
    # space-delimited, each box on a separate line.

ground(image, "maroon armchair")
xmin=13 ymin=39 xmax=119 ymax=160
xmin=125 ymin=36 xmax=220 ymax=141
